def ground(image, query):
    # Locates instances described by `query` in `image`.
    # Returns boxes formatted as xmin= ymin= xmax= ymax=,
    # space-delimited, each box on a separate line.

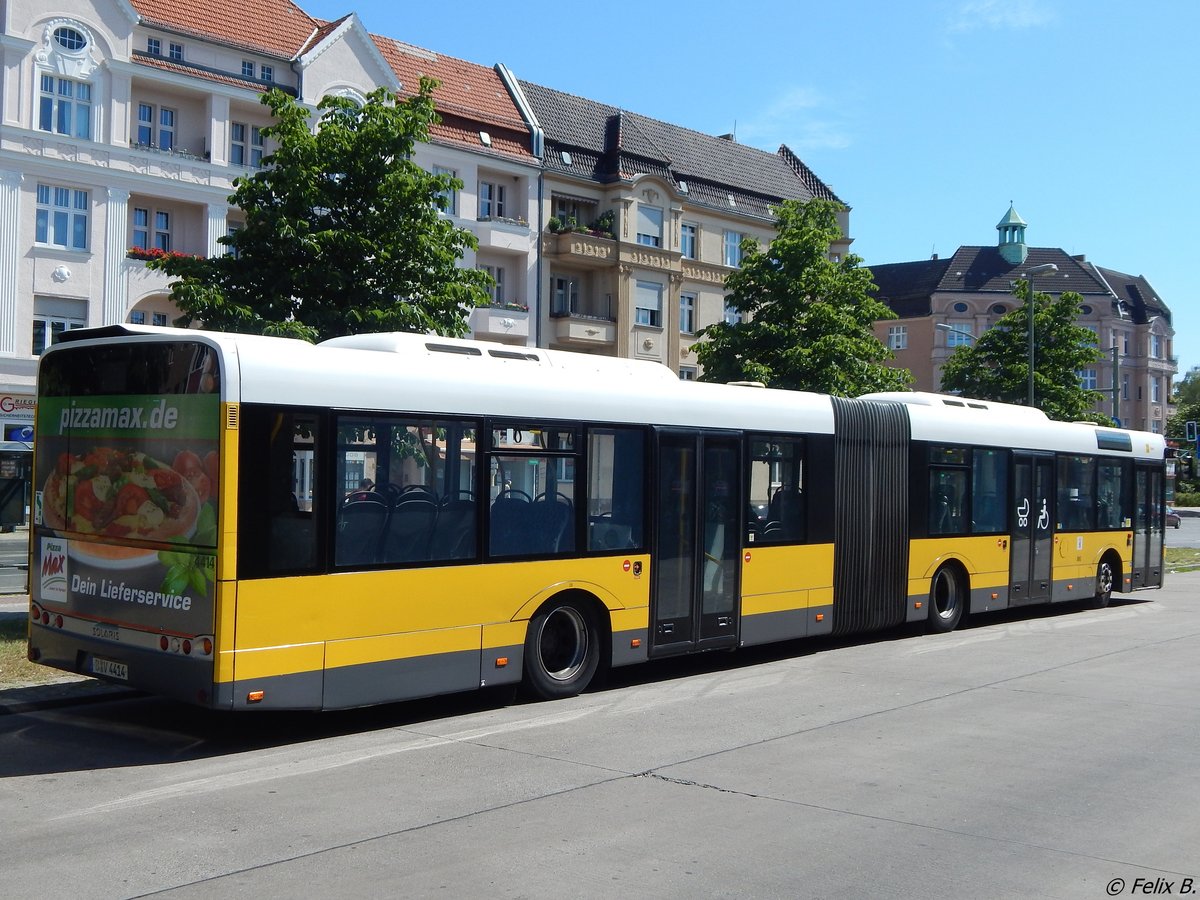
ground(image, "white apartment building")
xmin=0 ymin=0 xmax=540 ymax=429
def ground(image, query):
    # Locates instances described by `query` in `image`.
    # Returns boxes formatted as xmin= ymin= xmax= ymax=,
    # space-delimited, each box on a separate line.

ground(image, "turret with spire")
xmin=996 ymin=203 xmax=1028 ymax=265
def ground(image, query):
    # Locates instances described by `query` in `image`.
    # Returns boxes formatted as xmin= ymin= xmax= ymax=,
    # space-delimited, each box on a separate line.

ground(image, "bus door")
xmin=1010 ymin=454 xmax=1054 ymax=606
xmin=1130 ymin=465 xmax=1164 ymax=588
xmin=650 ymin=430 xmax=740 ymax=655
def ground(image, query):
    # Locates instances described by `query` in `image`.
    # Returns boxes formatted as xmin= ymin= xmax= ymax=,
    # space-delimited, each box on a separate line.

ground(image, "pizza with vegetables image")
xmin=42 ymin=446 xmax=202 ymax=543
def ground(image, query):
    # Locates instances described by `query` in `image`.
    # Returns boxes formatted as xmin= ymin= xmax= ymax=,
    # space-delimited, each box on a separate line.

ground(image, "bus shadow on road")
xmin=0 ymin=597 xmax=1153 ymax=779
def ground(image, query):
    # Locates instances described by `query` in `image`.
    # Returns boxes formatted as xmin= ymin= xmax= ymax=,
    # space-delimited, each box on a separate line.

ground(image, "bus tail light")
xmin=182 ymin=640 xmax=192 ymax=655
xmin=55 ymin=615 xmax=63 ymax=629
xmin=160 ymin=636 xmax=169 ymax=651
xmin=31 ymin=604 xmax=41 ymax=622
xmin=41 ymin=610 xmax=49 ymax=625
xmin=201 ymin=638 xmax=213 ymax=656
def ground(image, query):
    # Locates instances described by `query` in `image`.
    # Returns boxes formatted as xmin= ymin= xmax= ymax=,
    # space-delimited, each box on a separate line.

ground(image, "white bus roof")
xmin=49 ymin=327 xmax=1165 ymax=461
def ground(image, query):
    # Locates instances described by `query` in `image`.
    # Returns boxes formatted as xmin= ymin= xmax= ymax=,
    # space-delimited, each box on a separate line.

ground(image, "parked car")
xmin=1166 ymin=506 xmax=1181 ymax=528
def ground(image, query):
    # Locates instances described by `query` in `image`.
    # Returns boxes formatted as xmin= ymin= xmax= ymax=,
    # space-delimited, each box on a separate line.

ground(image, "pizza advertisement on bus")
xmin=32 ymin=391 xmax=220 ymax=634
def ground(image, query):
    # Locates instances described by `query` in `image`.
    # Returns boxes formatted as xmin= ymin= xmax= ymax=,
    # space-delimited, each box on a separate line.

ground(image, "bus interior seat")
xmin=430 ymin=498 xmax=476 ymax=559
xmin=530 ymin=495 xmax=573 ymax=553
xmin=380 ymin=497 xmax=437 ymax=563
xmin=489 ymin=494 xmax=532 ymax=556
xmin=336 ymin=497 xmax=387 ymax=565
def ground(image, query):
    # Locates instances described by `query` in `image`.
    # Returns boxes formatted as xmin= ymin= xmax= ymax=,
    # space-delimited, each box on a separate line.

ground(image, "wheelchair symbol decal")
xmin=1037 ymin=499 xmax=1049 ymax=531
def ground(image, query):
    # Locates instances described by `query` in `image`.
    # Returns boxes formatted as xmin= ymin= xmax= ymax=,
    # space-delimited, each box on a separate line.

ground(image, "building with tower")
xmin=869 ymin=206 xmax=1177 ymax=431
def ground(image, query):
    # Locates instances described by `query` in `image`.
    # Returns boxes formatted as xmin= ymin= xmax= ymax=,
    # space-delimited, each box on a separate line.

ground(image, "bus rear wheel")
xmin=523 ymin=598 xmax=600 ymax=700
xmin=927 ymin=564 xmax=965 ymax=633
xmin=1089 ymin=560 xmax=1115 ymax=609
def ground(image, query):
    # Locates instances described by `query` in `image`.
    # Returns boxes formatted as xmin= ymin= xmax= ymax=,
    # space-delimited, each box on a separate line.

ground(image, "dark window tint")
xmin=1057 ymin=455 xmax=1096 ymax=531
xmin=747 ymin=436 xmax=805 ymax=544
xmin=238 ymin=406 xmax=320 ymax=577
xmin=971 ymin=448 xmax=1007 ymax=533
xmin=587 ymin=427 xmax=645 ymax=552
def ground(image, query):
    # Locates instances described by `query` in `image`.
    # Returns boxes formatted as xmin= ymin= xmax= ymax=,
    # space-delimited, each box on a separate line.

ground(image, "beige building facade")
xmin=870 ymin=207 xmax=1177 ymax=432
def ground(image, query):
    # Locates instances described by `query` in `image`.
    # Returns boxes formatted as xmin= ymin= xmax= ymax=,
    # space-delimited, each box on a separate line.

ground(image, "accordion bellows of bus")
xmin=28 ymin=326 xmax=1168 ymax=710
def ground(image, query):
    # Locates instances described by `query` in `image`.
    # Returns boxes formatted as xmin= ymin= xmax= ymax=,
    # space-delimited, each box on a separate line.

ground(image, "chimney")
xmin=717 ymin=133 xmax=735 ymax=141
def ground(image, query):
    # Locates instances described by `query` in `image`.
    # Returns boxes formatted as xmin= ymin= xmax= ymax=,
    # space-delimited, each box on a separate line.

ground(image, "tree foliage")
xmin=693 ymin=200 xmax=911 ymax=396
xmin=1173 ymin=367 xmax=1200 ymax=408
xmin=149 ymin=80 xmax=491 ymax=342
xmin=939 ymin=286 xmax=1107 ymax=422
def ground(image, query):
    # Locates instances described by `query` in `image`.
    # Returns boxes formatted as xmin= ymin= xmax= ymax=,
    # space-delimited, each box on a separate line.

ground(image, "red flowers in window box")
xmin=126 ymin=247 xmax=202 ymax=261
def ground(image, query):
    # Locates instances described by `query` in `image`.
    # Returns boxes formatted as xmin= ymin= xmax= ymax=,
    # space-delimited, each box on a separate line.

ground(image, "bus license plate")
xmin=91 ymin=657 xmax=128 ymax=681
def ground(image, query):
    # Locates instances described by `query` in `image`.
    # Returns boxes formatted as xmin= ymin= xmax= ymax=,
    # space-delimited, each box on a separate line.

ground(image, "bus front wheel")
xmin=523 ymin=598 xmax=600 ymax=700
xmin=927 ymin=564 xmax=965 ymax=633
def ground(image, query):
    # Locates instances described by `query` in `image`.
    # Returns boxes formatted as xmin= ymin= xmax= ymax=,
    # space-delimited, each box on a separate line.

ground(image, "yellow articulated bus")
xmin=27 ymin=327 xmax=1167 ymax=710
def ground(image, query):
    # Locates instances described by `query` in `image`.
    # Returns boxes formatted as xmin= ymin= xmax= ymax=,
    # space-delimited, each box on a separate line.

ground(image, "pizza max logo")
xmin=40 ymin=537 xmax=68 ymax=603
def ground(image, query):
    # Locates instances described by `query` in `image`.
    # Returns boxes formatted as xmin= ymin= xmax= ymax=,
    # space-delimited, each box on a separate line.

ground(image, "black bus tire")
xmin=1089 ymin=560 xmax=1115 ymax=609
xmin=927 ymin=564 xmax=965 ymax=634
xmin=523 ymin=598 xmax=600 ymax=700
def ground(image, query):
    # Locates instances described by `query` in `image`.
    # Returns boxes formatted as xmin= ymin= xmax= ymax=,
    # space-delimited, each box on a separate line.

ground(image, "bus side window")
xmin=239 ymin=407 xmax=320 ymax=577
xmin=747 ymin=436 xmax=804 ymax=544
xmin=586 ymin=427 xmax=644 ymax=552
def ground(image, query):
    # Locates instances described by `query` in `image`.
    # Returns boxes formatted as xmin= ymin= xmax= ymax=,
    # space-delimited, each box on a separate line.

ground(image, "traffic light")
xmin=1187 ymin=420 xmax=1198 ymax=443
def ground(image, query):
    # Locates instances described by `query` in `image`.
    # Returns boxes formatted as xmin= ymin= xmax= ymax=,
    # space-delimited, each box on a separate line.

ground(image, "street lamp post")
xmin=1024 ymin=263 xmax=1059 ymax=407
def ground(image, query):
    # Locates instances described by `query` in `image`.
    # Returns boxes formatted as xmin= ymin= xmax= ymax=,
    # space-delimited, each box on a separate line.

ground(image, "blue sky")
xmin=305 ymin=0 xmax=1198 ymax=379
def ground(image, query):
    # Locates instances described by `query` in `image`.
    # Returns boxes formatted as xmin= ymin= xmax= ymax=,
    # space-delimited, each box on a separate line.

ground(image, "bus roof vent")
xmin=860 ymin=391 xmax=1049 ymax=420
xmin=425 ymin=342 xmax=482 ymax=356
xmin=727 ymin=381 xmax=766 ymax=388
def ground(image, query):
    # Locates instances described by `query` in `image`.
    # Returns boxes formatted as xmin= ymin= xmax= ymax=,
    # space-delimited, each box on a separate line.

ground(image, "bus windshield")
xmin=32 ymin=340 xmax=221 ymax=638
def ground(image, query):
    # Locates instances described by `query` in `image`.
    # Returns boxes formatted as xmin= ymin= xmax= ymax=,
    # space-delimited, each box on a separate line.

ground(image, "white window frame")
xmin=479 ymin=181 xmax=506 ymax=219
xmin=552 ymin=274 xmax=580 ymax=316
xmin=1150 ymin=333 xmax=1162 ymax=359
xmin=241 ymin=60 xmax=255 ymax=79
xmin=1151 ymin=377 xmax=1161 ymax=403
xmin=723 ymin=230 xmax=744 ymax=267
xmin=152 ymin=312 xmax=169 ymax=327
xmin=136 ymin=103 xmax=175 ymax=150
xmin=169 ymin=42 xmax=183 ymax=61
xmin=680 ymin=222 xmax=697 ymax=260
xmin=679 ymin=366 xmax=697 ymax=381
xmin=480 ymin=264 xmax=505 ymax=303
xmin=635 ymin=280 xmax=663 ymax=328
xmin=1079 ymin=369 xmax=1098 ymax=390
xmin=35 ymin=184 xmax=89 ymax=251
xmin=146 ymin=37 xmax=161 ymax=56
xmin=887 ymin=325 xmax=908 ymax=350
xmin=636 ymin=205 xmax=663 ymax=248
xmin=946 ymin=327 xmax=973 ymax=348
xmin=433 ymin=165 xmax=458 ymax=215
xmin=39 ymin=74 xmax=92 ymax=140
xmin=679 ymin=292 xmax=696 ymax=335
xmin=33 ymin=297 xmax=87 ymax=356
xmin=261 ymin=65 xmax=273 ymax=83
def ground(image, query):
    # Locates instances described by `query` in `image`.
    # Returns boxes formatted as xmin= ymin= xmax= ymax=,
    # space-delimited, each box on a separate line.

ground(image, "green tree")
xmin=694 ymin=199 xmax=911 ymax=396
xmin=1173 ymin=366 xmax=1200 ymax=407
xmin=939 ymin=285 xmax=1107 ymax=422
xmin=149 ymin=80 xmax=491 ymax=342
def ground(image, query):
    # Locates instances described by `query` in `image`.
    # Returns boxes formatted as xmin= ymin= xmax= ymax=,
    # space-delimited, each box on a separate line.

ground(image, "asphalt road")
xmin=2 ymin=572 xmax=1198 ymax=899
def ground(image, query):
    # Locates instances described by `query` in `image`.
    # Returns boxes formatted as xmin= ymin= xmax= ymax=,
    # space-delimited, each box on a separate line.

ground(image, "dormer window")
xmin=147 ymin=37 xmax=161 ymax=55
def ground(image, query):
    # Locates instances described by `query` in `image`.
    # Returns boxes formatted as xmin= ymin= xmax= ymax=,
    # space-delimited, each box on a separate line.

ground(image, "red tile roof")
xmin=132 ymin=53 xmax=271 ymax=93
xmin=130 ymin=1 xmax=533 ymax=159
xmin=374 ymin=37 xmax=528 ymax=133
xmin=131 ymin=0 xmax=319 ymax=59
